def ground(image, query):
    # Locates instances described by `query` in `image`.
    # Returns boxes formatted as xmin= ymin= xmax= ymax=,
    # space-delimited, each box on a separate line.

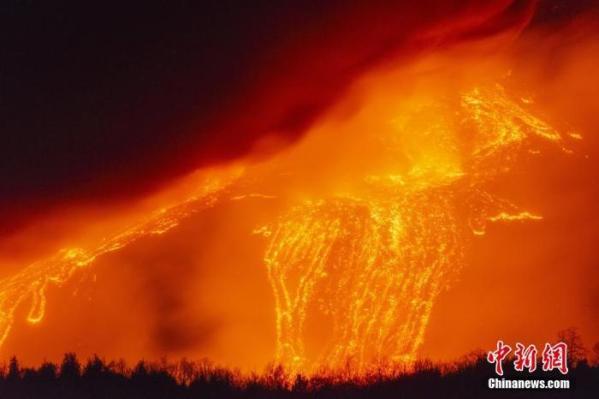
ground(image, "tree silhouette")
xmin=7 ymin=356 xmax=20 ymax=382
xmin=60 ymin=353 xmax=81 ymax=380
xmin=38 ymin=362 xmax=58 ymax=381
xmin=592 ymin=342 xmax=599 ymax=366
xmin=0 ymin=351 xmax=596 ymax=398
xmin=557 ymin=327 xmax=587 ymax=365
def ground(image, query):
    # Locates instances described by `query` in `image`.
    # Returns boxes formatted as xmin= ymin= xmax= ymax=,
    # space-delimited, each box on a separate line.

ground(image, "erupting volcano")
xmin=0 ymin=0 xmax=597 ymax=385
xmin=0 ymin=70 xmax=578 ymax=374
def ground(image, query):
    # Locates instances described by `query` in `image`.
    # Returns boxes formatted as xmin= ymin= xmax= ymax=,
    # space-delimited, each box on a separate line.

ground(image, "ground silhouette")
xmin=0 ymin=351 xmax=597 ymax=398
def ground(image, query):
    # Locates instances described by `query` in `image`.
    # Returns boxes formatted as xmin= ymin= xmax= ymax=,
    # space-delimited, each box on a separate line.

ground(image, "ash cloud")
xmin=0 ymin=0 xmax=555 ymax=234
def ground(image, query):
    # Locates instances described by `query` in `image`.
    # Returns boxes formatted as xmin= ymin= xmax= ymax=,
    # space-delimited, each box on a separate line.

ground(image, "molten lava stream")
xmin=0 ymin=167 xmax=243 ymax=348
xmin=253 ymin=79 xmax=575 ymax=374
xmin=0 ymin=58 xmax=579 ymax=376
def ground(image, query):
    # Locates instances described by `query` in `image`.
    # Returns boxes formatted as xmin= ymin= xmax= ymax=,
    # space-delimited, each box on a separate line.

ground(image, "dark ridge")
xmin=0 ymin=352 xmax=596 ymax=398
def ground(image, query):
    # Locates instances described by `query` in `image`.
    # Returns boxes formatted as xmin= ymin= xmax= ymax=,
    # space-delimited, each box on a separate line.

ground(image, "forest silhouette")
xmin=0 ymin=349 xmax=597 ymax=398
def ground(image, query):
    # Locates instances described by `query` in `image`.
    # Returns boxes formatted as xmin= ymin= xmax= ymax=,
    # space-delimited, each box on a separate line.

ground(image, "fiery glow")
xmin=253 ymin=79 xmax=573 ymax=373
xmin=0 ymin=45 xmax=589 ymax=374
xmin=0 ymin=168 xmax=242 ymax=347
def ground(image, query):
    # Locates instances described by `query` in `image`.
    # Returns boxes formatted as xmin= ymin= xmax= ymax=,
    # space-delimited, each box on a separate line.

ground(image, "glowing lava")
xmin=0 ymin=65 xmax=578 ymax=375
xmin=0 ymin=168 xmax=241 ymax=347
xmin=256 ymin=82 xmax=573 ymax=373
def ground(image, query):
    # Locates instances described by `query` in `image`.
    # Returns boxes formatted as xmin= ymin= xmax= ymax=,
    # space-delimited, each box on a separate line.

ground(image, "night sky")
xmin=0 ymin=0 xmax=593 ymax=235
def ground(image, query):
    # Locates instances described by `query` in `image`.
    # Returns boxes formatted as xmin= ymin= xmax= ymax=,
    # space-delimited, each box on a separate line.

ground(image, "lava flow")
xmin=0 ymin=167 xmax=242 ymax=348
xmin=0 ymin=55 xmax=580 ymax=374
xmin=255 ymin=78 xmax=574 ymax=373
